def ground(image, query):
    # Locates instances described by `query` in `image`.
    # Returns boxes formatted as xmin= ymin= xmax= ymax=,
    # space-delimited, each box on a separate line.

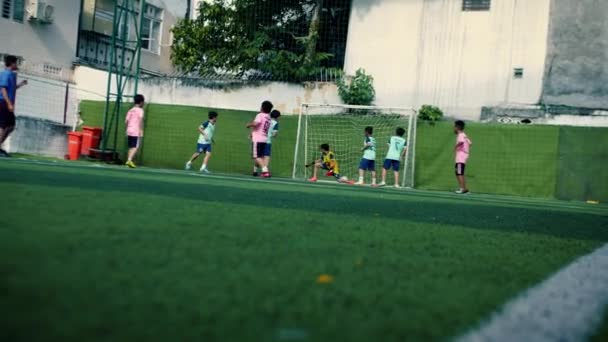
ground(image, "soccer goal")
xmin=292 ymin=103 xmax=418 ymax=188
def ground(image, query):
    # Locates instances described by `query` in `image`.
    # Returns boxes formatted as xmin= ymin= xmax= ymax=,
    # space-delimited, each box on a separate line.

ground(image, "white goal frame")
xmin=292 ymin=103 xmax=417 ymax=188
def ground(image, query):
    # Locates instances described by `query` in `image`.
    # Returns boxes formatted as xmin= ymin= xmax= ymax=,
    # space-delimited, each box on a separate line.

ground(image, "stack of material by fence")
xmin=5 ymin=117 xmax=71 ymax=159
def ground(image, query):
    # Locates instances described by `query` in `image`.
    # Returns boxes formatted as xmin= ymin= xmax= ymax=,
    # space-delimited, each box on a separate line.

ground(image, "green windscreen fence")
xmin=415 ymin=122 xmax=560 ymax=198
xmin=80 ymin=101 xmax=608 ymax=201
xmin=556 ymin=127 xmax=608 ymax=202
xmin=80 ymin=101 xmax=300 ymax=177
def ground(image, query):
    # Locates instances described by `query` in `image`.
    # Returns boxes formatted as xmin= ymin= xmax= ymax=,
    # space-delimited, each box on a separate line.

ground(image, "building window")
xmin=141 ymin=3 xmax=163 ymax=54
xmin=93 ymin=7 xmax=114 ymax=36
xmin=513 ymin=68 xmax=524 ymax=79
xmin=2 ymin=0 xmax=25 ymax=22
xmin=463 ymin=0 xmax=491 ymax=11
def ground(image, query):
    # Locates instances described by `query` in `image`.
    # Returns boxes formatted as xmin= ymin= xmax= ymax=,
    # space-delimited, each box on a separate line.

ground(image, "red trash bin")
xmin=67 ymin=132 xmax=83 ymax=160
xmin=81 ymin=126 xmax=103 ymax=155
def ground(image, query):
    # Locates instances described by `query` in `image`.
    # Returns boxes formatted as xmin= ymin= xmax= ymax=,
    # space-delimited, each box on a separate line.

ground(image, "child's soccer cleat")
xmin=201 ymin=168 xmax=211 ymax=174
xmin=185 ymin=162 xmax=192 ymax=170
xmin=355 ymin=180 xmax=365 ymax=185
xmin=308 ymin=177 xmax=318 ymax=182
xmin=373 ymin=182 xmax=386 ymax=188
xmin=325 ymin=170 xmax=334 ymax=177
xmin=261 ymin=172 xmax=271 ymax=178
xmin=394 ymin=184 xmax=401 ymax=189
xmin=252 ymin=172 xmax=259 ymax=177
xmin=455 ymin=189 xmax=470 ymax=194
xmin=126 ymin=160 xmax=136 ymax=168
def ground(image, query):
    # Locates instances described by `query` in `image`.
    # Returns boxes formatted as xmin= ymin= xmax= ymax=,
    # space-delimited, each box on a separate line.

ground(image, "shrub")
xmin=418 ymin=105 xmax=444 ymax=124
xmin=337 ymin=68 xmax=375 ymax=106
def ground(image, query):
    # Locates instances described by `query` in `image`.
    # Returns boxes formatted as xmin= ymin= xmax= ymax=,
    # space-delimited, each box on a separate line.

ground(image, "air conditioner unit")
xmin=26 ymin=0 xmax=54 ymax=24
xmin=38 ymin=2 xmax=54 ymax=23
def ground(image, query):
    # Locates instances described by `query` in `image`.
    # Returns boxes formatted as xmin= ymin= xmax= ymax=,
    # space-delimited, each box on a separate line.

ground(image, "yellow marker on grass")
xmin=317 ymin=274 xmax=334 ymax=284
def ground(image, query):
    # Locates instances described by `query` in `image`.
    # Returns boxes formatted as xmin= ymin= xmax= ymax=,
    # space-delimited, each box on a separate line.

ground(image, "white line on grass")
xmin=456 ymin=243 xmax=608 ymax=342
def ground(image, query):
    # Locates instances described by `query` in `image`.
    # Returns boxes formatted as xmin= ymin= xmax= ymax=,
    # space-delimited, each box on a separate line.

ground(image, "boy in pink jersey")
xmin=125 ymin=94 xmax=145 ymax=168
xmin=246 ymin=100 xmax=273 ymax=178
xmin=454 ymin=120 xmax=472 ymax=194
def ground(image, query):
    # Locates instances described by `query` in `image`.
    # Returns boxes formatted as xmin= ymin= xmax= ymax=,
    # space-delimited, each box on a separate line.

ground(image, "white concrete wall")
xmin=0 ymin=0 xmax=80 ymax=70
xmin=344 ymin=0 xmax=552 ymax=120
xmin=73 ymin=65 xmax=341 ymax=114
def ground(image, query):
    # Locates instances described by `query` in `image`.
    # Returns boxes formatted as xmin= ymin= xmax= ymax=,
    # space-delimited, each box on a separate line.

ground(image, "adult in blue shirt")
xmin=0 ymin=55 xmax=28 ymax=157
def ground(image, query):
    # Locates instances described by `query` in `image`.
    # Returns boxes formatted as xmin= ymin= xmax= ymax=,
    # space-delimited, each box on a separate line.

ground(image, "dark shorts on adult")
xmin=0 ymin=102 xmax=16 ymax=129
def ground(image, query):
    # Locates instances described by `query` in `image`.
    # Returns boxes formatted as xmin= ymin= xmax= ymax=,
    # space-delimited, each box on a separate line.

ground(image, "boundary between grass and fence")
xmin=1 ymin=157 xmax=606 ymax=217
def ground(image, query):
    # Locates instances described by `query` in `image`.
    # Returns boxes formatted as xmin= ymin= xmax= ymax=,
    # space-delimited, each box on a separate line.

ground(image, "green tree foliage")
xmin=171 ymin=0 xmax=349 ymax=81
xmin=337 ymin=68 xmax=376 ymax=106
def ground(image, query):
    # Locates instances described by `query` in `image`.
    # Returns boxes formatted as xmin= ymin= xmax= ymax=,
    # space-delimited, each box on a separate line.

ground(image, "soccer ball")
xmin=339 ymin=176 xmax=355 ymax=185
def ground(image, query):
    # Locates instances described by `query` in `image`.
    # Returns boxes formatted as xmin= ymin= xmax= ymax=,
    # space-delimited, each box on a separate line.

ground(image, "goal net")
xmin=293 ymin=104 xmax=417 ymax=187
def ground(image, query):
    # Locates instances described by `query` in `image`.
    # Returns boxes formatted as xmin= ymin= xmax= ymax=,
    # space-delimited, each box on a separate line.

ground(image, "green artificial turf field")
xmin=1 ymin=159 xmax=607 ymax=341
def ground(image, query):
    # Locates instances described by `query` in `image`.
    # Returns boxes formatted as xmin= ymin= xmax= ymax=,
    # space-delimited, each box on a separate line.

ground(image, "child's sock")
xmin=371 ymin=179 xmax=376 ymax=185
xmin=262 ymin=167 xmax=269 ymax=173
xmin=358 ymin=176 xmax=364 ymax=182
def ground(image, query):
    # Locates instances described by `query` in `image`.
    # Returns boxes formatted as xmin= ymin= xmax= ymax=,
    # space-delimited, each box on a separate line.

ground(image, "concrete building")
xmin=0 ymin=0 xmax=189 ymax=157
xmin=0 ymin=0 xmax=186 ymax=78
xmin=78 ymin=0 xmax=187 ymax=75
xmin=343 ymin=0 xmax=608 ymax=120
xmin=541 ymin=0 xmax=608 ymax=109
xmin=2 ymin=0 xmax=607 ymax=126
xmin=344 ymin=0 xmax=551 ymax=119
xmin=0 ymin=0 xmax=80 ymax=81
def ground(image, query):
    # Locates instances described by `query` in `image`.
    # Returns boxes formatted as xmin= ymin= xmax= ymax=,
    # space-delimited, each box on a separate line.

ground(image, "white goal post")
xmin=292 ymin=103 xmax=417 ymax=188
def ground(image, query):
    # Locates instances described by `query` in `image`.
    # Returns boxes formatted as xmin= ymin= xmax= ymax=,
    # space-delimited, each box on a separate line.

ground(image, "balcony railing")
xmin=77 ymin=30 xmax=136 ymax=73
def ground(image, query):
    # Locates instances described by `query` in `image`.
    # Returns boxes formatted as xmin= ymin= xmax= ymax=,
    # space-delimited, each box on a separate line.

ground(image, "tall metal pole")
xmin=99 ymin=0 xmax=143 ymax=159
xmin=133 ymin=0 xmax=145 ymax=96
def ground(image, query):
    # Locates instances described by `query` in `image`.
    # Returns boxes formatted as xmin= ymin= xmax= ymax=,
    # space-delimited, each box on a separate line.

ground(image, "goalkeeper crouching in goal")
xmin=308 ymin=144 xmax=354 ymax=184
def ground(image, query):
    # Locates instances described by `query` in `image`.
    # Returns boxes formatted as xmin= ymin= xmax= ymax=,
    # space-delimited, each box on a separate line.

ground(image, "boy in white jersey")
xmin=262 ymin=109 xmax=281 ymax=174
xmin=376 ymin=127 xmax=407 ymax=188
xmin=355 ymin=126 xmax=377 ymax=186
xmin=186 ymin=111 xmax=218 ymax=173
